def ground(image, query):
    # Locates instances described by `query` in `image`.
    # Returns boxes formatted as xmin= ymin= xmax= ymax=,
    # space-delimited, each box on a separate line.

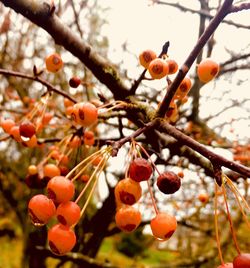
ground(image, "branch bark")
xmin=0 ymin=0 xmax=129 ymax=100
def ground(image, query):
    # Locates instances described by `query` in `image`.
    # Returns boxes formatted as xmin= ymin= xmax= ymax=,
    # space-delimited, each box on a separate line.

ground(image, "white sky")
xmin=99 ymin=0 xmax=250 ymax=142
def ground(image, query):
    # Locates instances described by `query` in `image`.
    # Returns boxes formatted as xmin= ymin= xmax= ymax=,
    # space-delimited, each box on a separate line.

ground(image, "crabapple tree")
xmin=0 ymin=1 xmax=250 ymax=268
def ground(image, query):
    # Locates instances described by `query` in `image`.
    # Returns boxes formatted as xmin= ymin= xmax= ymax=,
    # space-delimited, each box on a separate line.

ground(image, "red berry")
xmin=47 ymin=176 xmax=75 ymax=204
xmin=150 ymin=212 xmax=177 ymax=240
xmin=115 ymin=206 xmax=141 ymax=232
xmin=48 ymin=224 xmax=76 ymax=255
xmin=114 ymin=178 xmax=142 ymax=206
xmin=19 ymin=121 xmax=36 ymax=138
xmin=156 ymin=171 xmax=181 ymax=194
xmin=233 ymin=253 xmax=250 ymax=268
xmin=69 ymin=76 xmax=81 ymax=88
xmin=56 ymin=201 xmax=81 ymax=226
xmin=129 ymin=157 xmax=152 ymax=182
xmin=28 ymin=194 xmax=56 ymax=225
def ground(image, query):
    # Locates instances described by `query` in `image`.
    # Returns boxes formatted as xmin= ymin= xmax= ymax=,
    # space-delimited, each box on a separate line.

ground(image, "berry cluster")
xmin=138 ymin=49 xmax=220 ymax=123
xmin=114 ymin=142 xmax=181 ymax=241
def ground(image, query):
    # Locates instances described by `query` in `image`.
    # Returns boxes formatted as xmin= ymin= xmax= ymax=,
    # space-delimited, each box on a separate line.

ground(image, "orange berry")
xmin=174 ymin=77 xmax=192 ymax=100
xmin=28 ymin=164 xmax=38 ymax=175
xmin=83 ymin=130 xmax=95 ymax=146
xmin=114 ymin=178 xmax=142 ymax=206
xmin=165 ymin=59 xmax=178 ymax=74
xmin=64 ymin=98 xmax=74 ymax=108
xmin=45 ymin=53 xmax=63 ymax=73
xmin=28 ymin=194 xmax=56 ymax=225
xmin=80 ymin=174 xmax=90 ymax=182
xmin=48 ymin=224 xmax=76 ymax=255
xmin=148 ymin=58 xmax=169 ymax=79
xmin=198 ymin=192 xmax=209 ymax=203
xmin=58 ymin=154 xmax=69 ymax=166
xmin=9 ymin=125 xmax=22 ymax=142
xmin=150 ymin=212 xmax=177 ymax=240
xmin=43 ymin=163 xmax=61 ymax=179
xmin=197 ymin=58 xmax=219 ymax=83
xmin=71 ymin=102 xmax=98 ymax=127
xmin=56 ymin=201 xmax=81 ymax=226
xmin=139 ymin=49 xmax=157 ymax=69
xmin=23 ymin=134 xmax=38 ymax=148
xmin=91 ymin=155 xmax=103 ymax=166
xmin=115 ymin=206 xmax=141 ymax=232
xmin=0 ymin=118 xmax=15 ymax=134
xmin=47 ymin=176 xmax=75 ymax=204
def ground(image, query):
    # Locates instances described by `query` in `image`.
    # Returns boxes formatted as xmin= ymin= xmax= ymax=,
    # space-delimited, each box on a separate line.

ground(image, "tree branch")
xmin=0 ymin=0 xmax=129 ymax=100
xmin=156 ymin=0 xmax=234 ymax=118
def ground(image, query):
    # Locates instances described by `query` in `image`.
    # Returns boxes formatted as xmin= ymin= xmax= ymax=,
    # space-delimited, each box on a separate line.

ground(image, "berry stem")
xmin=147 ymin=180 xmax=159 ymax=215
xmin=65 ymin=147 xmax=108 ymax=180
xmin=227 ymin=180 xmax=250 ymax=229
xmin=221 ymin=183 xmax=241 ymax=255
xmin=135 ymin=142 xmax=161 ymax=175
xmin=78 ymin=153 xmax=109 ymax=215
xmin=225 ymin=174 xmax=250 ymax=211
xmin=214 ymin=183 xmax=224 ymax=265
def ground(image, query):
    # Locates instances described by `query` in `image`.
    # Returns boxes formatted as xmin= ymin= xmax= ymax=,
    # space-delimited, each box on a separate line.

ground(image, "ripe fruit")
xmin=28 ymin=194 xmax=56 ymax=225
xmin=43 ymin=163 xmax=61 ymax=179
xmin=174 ymin=77 xmax=192 ymax=100
xmin=139 ymin=49 xmax=157 ymax=69
xmin=56 ymin=201 xmax=81 ymax=226
xmin=150 ymin=212 xmax=177 ymax=240
xmin=28 ymin=164 xmax=38 ymax=175
xmin=115 ymin=178 xmax=142 ymax=206
xmin=69 ymin=76 xmax=81 ymax=88
xmin=9 ymin=125 xmax=22 ymax=142
xmin=198 ymin=192 xmax=209 ymax=203
xmin=45 ymin=53 xmax=63 ymax=73
xmin=83 ymin=130 xmax=95 ymax=146
xmin=197 ymin=58 xmax=220 ymax=83
xmin=233 ymin=253 xmax=250 ymax=268
xmin=0 ymin=118 xmax=15 ymax=134
xmin=71 ymin=102 xmax=98 ymax=127
xmin=23 ymin=134 xmax=38 ymax=148
xmin=165 ymin=59 xmax=178 ymax=74
xmin=156 ymin=171 xmax=181 ymax=194
xmin=19 ymin=121 xmax=36 ymax=138
xmin=115 ymin=206 xmax=141 ymax=232
xmin=129 ymin=157 xmax=152 ymax=182
xmin=148 ymin=58 xmax=169 ymax=79
xmin=47 ymin=176 xmax=75 ymax=204
xmin=80 ymin=174 xmax=90 ymax=182
xmin=48 ymin=224 xmax=76 ymax=255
